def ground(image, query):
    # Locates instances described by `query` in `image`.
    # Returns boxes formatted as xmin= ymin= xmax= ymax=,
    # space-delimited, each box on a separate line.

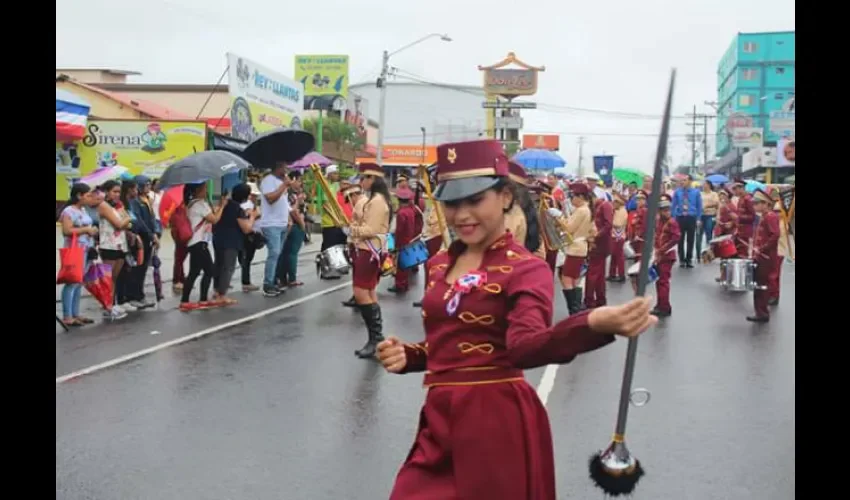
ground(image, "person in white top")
xmin=179 ymin=182 xmax=226 ymax=311
xmin=259 ymin=162 xmax=300 ymax=296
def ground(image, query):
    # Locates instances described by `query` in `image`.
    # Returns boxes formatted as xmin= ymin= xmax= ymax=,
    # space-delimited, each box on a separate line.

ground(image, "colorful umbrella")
xmin=612 ymin=168 xmax=645 ymax=186
xmin=158 ymin=185 xmax=185 ymax=228
xmin=83 ymin=262 xmax=114 ymax=310
xmin=706 ymin=174 xmax=729 ymax=185
xmin=80 ymin=165 xmax=128 ymax=188
xmin=512 ymin=148 xmax=566 ymax=169
xmin=745 ymin=180 xmax=767 ymax=193
xmin=290 ymin=151 xmax=332 ymax=169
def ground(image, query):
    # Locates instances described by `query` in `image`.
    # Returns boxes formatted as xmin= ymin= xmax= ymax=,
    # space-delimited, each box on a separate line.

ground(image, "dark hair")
xmin=57 ymin=182 xmax=92 ymax=221
xmin=100 ymin=180 xmax=121 ymax=207
xmin=508 ymin=179 xmax=541 ymax=253
xmin=367 ymin=175 xmax=394 ymax=225
xmin=232 ymin=182 xmax=251 ymax=203
xmin=120 ymin=180 xmax=137 ymax=206
xmin=183 ymin=182 xmax=205 ymax=205
xmin=705 ymin=180 xmax=714 ymax=190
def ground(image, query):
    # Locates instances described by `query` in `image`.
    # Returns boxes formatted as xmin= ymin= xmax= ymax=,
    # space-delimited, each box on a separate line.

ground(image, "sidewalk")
xmin=56 ymin=227 xmax=323 ymax=302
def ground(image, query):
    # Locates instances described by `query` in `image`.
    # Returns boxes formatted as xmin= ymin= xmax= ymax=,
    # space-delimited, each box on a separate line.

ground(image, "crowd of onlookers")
xmin=57 ymin=165 xmax=310 ymax=328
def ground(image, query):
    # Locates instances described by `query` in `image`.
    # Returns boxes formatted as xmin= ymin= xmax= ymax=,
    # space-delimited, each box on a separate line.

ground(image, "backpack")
xmin=170 ymin=204 xmax=193 ymax=245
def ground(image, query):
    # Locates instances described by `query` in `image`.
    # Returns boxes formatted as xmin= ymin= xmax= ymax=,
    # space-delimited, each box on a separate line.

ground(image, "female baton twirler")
xmin=375 ymin=139 xmax=657 ymax=500
xmin=505 ymin=161 xmax=543 ymax=256
xmin=344 ymin=163 xmax=393 ymax=358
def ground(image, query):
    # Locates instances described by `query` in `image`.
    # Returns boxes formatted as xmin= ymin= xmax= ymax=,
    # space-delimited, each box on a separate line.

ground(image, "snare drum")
xmin=398 ymin=240 xmax=430 ymax=270
xmin=709 ymin=234 xmax=737 ymax=259
xmin=719 ymin=258 xmax=763 ymax=292
xmin=320 ymin=245 xmax=351 ymax=275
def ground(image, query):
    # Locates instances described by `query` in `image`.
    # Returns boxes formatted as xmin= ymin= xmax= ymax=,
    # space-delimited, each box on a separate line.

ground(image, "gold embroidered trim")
xmin=458 ymin=342 xmax=495 ymax=354
xmin=458 ymin=312 xmax=496 ymax=325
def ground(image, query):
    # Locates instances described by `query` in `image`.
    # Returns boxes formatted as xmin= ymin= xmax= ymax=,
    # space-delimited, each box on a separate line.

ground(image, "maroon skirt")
xmin=352 ymin=249 xmax=380 ymax=290
xmin=559 ymin=255 xmax=585 ymax=279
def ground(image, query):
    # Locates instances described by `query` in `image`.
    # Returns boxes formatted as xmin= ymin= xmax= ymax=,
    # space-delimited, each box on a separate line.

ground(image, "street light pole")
xmin=375 ymin=33 xmax=451 ymax=167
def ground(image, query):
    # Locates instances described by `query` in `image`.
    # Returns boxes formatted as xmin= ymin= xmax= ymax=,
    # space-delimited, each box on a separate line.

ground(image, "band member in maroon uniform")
xmin=747 ymin=189 xmax=780 ymax=322
xmin=536 ymin=180 xmax=560 ymax=272
xmin=389 ymin=187 xmax=417 ymax=293
xmin=341 ymin=184 xmax=365 ymax=308
xmin=556 ymin=183 xmax=593 ymax=314
xmin=652 ymin=194 xmax=680 ymax=317
xmin=374 ymin=139 xmax=657 ymax=500
xmin=731 ymin=179 xmax=755 ymax=258
xmin=608 ymin=192 xmax=628 ymax=282
xmin=714 ymin=188 xmax=738 ymax=237
xmin=345 ymin=163 xmax=393 ymax=358
xmin=585 ymin=187 xmax=613 ymax=308
xmin=769 ymin=199 xmax=789 ymax=306
xmin=629 ymin=190 xmax=648 ymax=259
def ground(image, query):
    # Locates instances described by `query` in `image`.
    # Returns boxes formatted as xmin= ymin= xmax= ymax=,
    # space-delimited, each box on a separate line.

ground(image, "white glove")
xmin=547 ymin=207 xmax=563 ymax=218
xmin=342 ymin=226 xmax=351 ymax=236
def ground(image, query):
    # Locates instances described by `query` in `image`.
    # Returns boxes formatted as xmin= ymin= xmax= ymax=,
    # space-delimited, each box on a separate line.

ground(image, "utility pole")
xmin=686 ymin=106 xmax=717 ymax=176
xmin=702 ymin=114 xmax=709 ymax=168
xmin=689 ymin=104 xmax=697 ymax=173
xmin=375 ymin=50 xmax=390 ymax=167
xmin=577 ymin=136 xmax=586 ymax=177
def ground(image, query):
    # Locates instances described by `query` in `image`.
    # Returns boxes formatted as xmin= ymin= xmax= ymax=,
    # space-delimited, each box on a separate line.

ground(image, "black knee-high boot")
xmin=561 ymin=289 xmax=572 ymax=313
xmin=355 ymin=303 xmax=385 ymax=359
xmin=563 ymin=289 xmax=582 ymax=315
xmin=342 ymin=295 xmax=356 ymax=307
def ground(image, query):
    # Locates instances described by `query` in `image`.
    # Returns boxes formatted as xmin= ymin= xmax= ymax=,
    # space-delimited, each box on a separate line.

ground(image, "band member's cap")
xmin=433 ymin=140 xmax=509 ymax=202
xmin=658 ymin=194 xmax=672 ymax=208
xmin=397 ymin=172 xmax=409 ymax=182
xmin=636 ymin=190 xmax=648 ymax=199
xmin=585 ymin=172 xmax=600 ymax=181
xmin=342 ymin=185 xmax=362 ymax=196
xmin=753 ymin=188 xmax=772 ymax=204
xmin=395 ymin=187 xmax=414 ymax=200
xmin=358 ymin=163 xmax=385 ymax=178
xmin=721 ymin=187 xmax=733 ymax=197
xmin=534 ymin=179 xmax=553 ymax=194
xmin=326 ymin=164 xmax=339 ymax=175
xmin=731 ymin=177 xmax=745 ymax=188
xmin=508 ymin=161 xmax=529 ymax=186
xmin=569 ymin=182 xmax=590 ymax=196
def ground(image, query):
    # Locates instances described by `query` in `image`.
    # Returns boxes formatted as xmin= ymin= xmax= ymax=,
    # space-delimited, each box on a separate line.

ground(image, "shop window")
xmin=743 ymin=42 xmax=759 ymax=53
xmin=739 ymin=94 xmax=753 ymax=106
xmin=775 ymin=67 xmax=786 ymax=74
xmin=775 ymin=93 xmax=784 ymax=100
xmin=742 ymin=68 xmax=758 ymax=80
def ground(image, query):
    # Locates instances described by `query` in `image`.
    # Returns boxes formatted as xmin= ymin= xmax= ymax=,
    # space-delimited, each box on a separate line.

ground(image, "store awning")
xmin=56 ymin=89 xmax=90 ymax=141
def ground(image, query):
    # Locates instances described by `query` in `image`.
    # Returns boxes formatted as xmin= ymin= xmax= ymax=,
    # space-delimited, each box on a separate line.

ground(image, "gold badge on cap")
xmin=447 ymin=148 xmax=457 ymax=164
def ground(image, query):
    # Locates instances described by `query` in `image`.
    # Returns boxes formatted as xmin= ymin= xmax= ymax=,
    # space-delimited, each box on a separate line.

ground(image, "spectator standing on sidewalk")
xmin=212 ymin=183 xmax=257 ymax=306
xmin=179 ymin=182 xmax=225 ymax=311
xmin=124 ymin=175 xmax=159 ymax=309
xmin=96 ymin=180 xmax=133 ymax=318
xmin=59 ymin=183 xmax=101 ymax=327
xmin=278 ymin=187 xmax=308 ymax=287
xmin=671 ymin=174 xmax=702 ymax=268
xmin=259 ymin=162 xmax=297 ymax=297
xmin=238 ymin=182 xmax=262 ymax=292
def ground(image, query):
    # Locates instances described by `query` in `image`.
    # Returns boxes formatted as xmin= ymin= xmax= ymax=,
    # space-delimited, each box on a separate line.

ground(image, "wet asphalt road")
xmin=56 ymin=259 xmax=795 ymax=500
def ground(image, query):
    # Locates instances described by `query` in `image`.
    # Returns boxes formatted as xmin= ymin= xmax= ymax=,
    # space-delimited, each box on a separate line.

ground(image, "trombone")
xmin=308 ymin=163 xmax=350 ymax=227
xmin=539 ymin=193 xmax=573 ymax=251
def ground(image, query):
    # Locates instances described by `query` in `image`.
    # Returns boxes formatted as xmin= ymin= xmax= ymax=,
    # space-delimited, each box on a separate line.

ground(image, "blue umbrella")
xmin=706 ymin=174 xmax=729 ymax=185
xmin=512 ymin=148 xmax=566 ymax=169
xmin=745 ymin=180 xmax=767 ymax=193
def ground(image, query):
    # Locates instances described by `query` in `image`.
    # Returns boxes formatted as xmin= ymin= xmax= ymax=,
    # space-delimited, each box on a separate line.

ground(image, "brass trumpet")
xmin=309 ymin=163 xmax=350 ymax=227
xmin=539 ymin=193 xmax=572 ymax=251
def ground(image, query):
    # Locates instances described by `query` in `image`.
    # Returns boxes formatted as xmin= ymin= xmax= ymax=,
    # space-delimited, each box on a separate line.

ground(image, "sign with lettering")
xmin=483 ymin=69 xmax=538 ymax=96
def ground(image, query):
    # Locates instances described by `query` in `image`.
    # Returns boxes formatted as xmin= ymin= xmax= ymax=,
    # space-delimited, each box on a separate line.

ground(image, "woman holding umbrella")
xmin=179 ymin=182 xmax=227 ymax=311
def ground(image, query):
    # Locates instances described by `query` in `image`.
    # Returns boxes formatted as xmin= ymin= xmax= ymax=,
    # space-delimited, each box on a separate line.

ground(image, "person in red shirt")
xmin=747 ymin=189 xmax=780 ymax=322
xmin=585 ymin=188 xmax=613 ymax=308
xmin=388 ymin=187 xmax=417 ymax=293
xmin=652 ymin=194 xmax=681 ymax=317
xmin=629 ymin=190 xmax=648 ymax=260
xmin=373 ymin=138 xmax=656 ymax=500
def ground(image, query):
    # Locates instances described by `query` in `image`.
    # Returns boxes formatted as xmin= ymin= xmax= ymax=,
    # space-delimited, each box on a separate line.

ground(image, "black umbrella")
xmin=242 ymin=128 xmax=315 ymax=169
xmin=157 ymin=151 xmax=251 ymax=188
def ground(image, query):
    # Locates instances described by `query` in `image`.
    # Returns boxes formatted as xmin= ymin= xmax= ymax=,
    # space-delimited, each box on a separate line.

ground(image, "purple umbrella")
xmin=290 ymin=151 xmax=332 ymax=170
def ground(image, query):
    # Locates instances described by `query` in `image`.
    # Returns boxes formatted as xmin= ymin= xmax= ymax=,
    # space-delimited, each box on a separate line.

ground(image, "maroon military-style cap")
xmin=358 ymin=163 xmax=385 ymax=178
xmin=433 ymin=140 xmax=509 ymax=202
xmin=569 ymin=182 xmax=590 ymax=196
xmin=395 ymin=186 xmax=414 ymax=200
xmin=658 ymin=193 xmax=673 ymax=208
xmin=508 ymin=161 xmax=529 ymax=186
xmin=731 ymin=177 xmax=745 ymax=188
xmin=636 ymin=190 xmax=648 ymax=199
xmin=721 ymin=187 xmax=733 ymax=197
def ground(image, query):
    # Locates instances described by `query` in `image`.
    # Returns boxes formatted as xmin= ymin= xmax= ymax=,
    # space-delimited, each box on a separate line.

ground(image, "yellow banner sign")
xmin=294 ymin=54 xmax=349 ymax=110
xmin=55 ymin=120 xmax=207 ymax=200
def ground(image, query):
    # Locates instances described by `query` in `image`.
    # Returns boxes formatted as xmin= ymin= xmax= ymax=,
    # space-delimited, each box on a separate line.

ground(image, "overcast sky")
xmin=57 ymin=0 xmax=794 ymax=173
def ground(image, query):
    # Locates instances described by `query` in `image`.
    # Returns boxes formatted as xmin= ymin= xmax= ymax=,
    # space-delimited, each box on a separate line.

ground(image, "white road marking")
xmin=150 ymin=330 xmax=161 ymax=335
xmin=536 ymin=365 xmax=559 ymax=406
xmin=56 ymin=281 xmax=353 ymax=385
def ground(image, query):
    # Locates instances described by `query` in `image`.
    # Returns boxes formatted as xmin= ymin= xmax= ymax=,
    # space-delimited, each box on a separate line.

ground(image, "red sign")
xmin=522 ymin=134 xmax=560 ymax=150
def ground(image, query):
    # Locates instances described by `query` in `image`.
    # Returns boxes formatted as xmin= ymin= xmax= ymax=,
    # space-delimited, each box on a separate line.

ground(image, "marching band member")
xmin=556 ymin=182 xmax=593 ymax=314
xmin=533 ymin=181 xmax=558 ymax=271
xmin=341 ymin=184 xmax=365 ymax=308
xmin=747 ymin=189 xmax=780 ymax=323
xmin=714 ymin=188 xmax=738 ymax=237
xmin=412 ymin=203 xmax=446 ymax=308
xmin=505 ymin=161 xmax=543 ymax=256
xmin=629 ymin=190 xmax=648 ymax=260
xmin=344 ymin=163 xmax=393 ymax=358
xmin=608 ymin=193 xmax=628 ymax=282
xmin=731 ymin=179 xmax=755 ymax=258
xmin=652 ymin=194 xmax=681 ymax=317
xmin=585 ymin=187 xmax=613 ymax=309
xmin=374 ymin=139 xmax=656 ymax=500
xmin=318 ymin=165 xmax=347 ymax=280
xmin=388 ymin=187 xmax=417 ymax=294
xmin=769 ymin=199 xmax=787 ymax=306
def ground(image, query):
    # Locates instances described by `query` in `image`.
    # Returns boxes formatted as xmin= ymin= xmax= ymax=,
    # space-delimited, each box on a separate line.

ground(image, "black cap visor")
xmin=433 ymin=176 xmax=501 ymax=203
